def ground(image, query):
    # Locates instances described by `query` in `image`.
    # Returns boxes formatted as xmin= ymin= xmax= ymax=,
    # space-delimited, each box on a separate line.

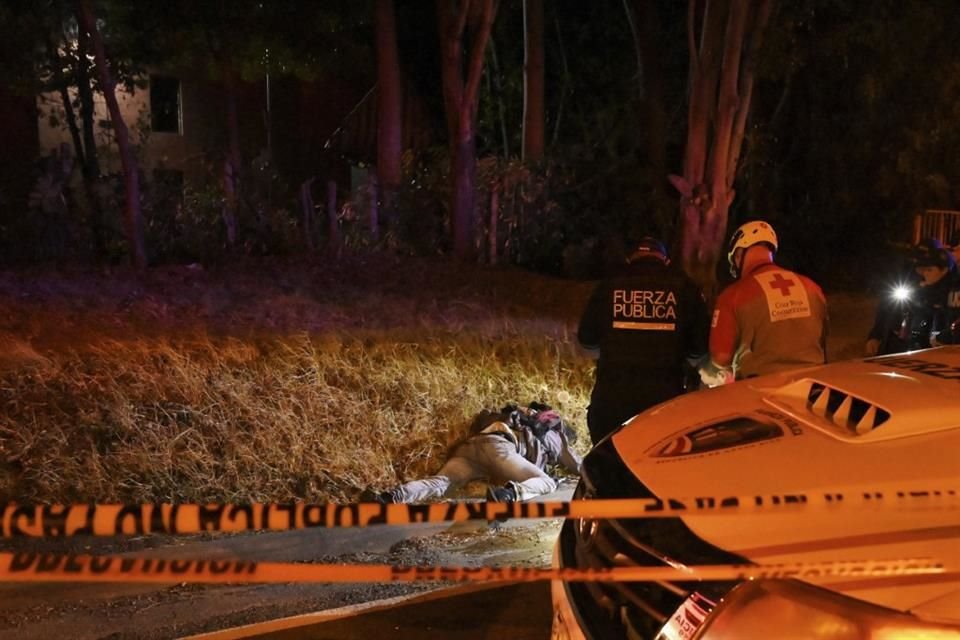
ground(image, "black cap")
xmin=912 ymin=238 xmax=955 ymax=269
xmin=628 ymin=237 xmax=669 ymax=264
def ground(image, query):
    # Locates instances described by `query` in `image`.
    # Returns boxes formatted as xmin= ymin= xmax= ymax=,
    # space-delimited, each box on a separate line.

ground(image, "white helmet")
xmin=727 ymin=220 xmax=778 ymax=277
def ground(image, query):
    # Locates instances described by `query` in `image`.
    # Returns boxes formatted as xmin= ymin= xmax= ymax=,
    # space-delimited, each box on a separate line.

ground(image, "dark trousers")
xmin=586 ymin=382 xmax=679 ymax=445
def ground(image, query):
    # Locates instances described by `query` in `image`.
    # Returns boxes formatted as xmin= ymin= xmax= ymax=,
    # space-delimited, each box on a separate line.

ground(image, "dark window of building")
xmin=150 ymin=75 xmax=181 ymax=134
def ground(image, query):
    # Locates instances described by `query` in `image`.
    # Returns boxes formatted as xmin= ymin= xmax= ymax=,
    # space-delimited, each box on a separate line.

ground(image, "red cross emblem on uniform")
xmin=769 ymin=273 xmax=796 ymax=296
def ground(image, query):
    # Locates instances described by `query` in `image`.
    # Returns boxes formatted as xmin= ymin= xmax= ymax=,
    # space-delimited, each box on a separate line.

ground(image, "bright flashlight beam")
xmin=892 ymin=285 xmax=911 ymax=302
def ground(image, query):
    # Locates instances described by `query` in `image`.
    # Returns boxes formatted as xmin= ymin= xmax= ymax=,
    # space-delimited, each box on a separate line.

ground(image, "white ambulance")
xmin=552 ymin=347 xmax=960 ymax=639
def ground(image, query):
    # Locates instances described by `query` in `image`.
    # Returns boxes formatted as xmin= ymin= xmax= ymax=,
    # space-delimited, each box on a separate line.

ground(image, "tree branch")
xmin=463 ymin=0 xmax=498 ymax=118
xmin=454 ymin=0 xmax=470 ymax=39
xmin=683 ymin=0 xmax=727 ymax=184
xmin=687 ymin=0 xmax=699 ymax=79
xmin=437 ymin=1 xmax=464 ymax=146
xmin=43 ymin=32 xmax=87 ymax=172
xmin=622 ymin=0 xmax=645 ymax=99
xmin=727 ymin=0 xmax=773 ymax=189
xmin=708 ymin=0 xmax=749 ymax=194
xmin=551 ymin=9 xmax=571 ymax=146
xmin=487 ymin=37 xmax=510 ymax=157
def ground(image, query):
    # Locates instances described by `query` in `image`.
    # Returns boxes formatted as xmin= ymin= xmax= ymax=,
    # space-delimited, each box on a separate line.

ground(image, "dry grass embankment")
xmin=0 ymin=256 xmax=595 ymax=503
xmin=0 ymin=256 xmax=876 ymax=504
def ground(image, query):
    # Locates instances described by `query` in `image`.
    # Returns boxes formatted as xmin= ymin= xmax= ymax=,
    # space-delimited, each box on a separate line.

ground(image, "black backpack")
xmin=499 ymin=402 xmax=578 ymax=445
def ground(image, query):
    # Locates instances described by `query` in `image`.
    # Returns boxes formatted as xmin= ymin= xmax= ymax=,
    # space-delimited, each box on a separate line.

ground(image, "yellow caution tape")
xmin=3 ymin=487 xmax=957 ymax=537
xmin=0 ymin=552 xmax=947 ymax=585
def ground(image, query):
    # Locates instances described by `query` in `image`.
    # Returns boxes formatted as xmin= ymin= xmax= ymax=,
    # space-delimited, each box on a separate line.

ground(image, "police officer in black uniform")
xmin=577 ymin=237 xmax=709 ymax=445
xmin=941 ymin=269 xmax=960 ymax=346
xmin=914 ymin=238 xmax=960 ymax=347
xmin=866 ymin=238 xmax=959 ymax=355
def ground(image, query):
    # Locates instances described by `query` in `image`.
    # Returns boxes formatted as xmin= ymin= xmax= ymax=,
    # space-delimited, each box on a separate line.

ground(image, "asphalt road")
xmin=241 ymin=582 xmax=552 ymax=640
xmin=0 ymin=523 xmax=452 ymax=640
xmin=0 ymin=484 xmax=575 ymax=639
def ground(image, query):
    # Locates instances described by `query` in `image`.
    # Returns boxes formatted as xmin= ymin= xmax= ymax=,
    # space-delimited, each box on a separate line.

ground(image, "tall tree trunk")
xmin=375 ymin=0 xmax=403 ymax=229
xmin=76 ymin=0 xmax=146 ymax=269
xmin=44 ymin=34 xmax=86 ymax=172
xmin=368 ymin=167 xmax=380 ymax=243
xmin=702 ymin=0 xmax=751 ymax=259
xmin=451 ymin=125 xmax=477 ymax=255
xmin=300 ymin=178 xmax=315 ymax=252
xmin=489 ymin=180 xmax=500 ymax=265
xmin=551 ymin=11 xmax=571 ymax=147
xmin=73 ymin=23 xmax=108 ymax=258
xmin=522 ymin=0 xmax=544 ymax=163
xmin=326 ymin=179 xmax=340 ymax=250
xmin=437 ymin=0 xmax=499 ymax=260
xmin=727 ymin=1 xmax=772 ymax=189
xmin=622 ymin=0 xmax=645 ymax=98
xmin=487 ymin=39 xmax=510 ymax=158
xmin=630 ymin=0 xmax=667 ymax=216
xmin=438 ymin=4 xmax=461 ymax=155
xmin=223 ymin=71 xmax=241 ymax=249
xmin=56 ymin=85 xmax=85 ymax=171
xmin=669 ymin=0 xmax=772 ymax=291
xmin=75 ymin=24 xmax=101 ymax=180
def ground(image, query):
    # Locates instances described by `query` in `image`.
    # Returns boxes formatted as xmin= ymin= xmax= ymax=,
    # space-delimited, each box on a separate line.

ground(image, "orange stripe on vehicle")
xmin=825 ymin=571 xmax=960 ymax=593
xmin=736 ymin=525 xmax=960 ymax=558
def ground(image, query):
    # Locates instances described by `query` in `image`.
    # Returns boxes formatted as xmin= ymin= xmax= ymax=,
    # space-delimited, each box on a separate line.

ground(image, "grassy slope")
xmin=0 ymin=256 xmax=595 ymax=503
xmin=0 ymin=256 xmax=874 ymax=504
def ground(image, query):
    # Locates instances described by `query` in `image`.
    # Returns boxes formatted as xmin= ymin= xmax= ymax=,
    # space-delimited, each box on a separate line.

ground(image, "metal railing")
xmin=913 ymin=209 xmax=960 ymax=245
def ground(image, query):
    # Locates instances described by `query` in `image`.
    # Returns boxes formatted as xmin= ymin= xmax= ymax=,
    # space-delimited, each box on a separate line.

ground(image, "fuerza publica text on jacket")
xmin=612 ymin=289 xmax=678 ymax=319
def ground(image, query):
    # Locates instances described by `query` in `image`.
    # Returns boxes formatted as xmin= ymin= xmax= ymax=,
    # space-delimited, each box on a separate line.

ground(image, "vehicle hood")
xmin=607 ymin=346 xmax=960 ymax=622
xmin=612 ymin=346 xmax=960 ymax=495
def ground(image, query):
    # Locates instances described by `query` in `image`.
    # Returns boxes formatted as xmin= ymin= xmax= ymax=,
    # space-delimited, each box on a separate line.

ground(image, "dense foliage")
xmin=3 ymin=0 xmax=960 ymax=289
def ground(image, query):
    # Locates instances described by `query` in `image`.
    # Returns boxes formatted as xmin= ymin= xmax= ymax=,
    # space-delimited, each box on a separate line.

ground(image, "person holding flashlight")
xmin=865 ymin=238 xmax=958 ymax=356
xmin=912 ymin=239 xmax=960 ymax=344
xmin=865 ymin=268 xmax=920 ymax=357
